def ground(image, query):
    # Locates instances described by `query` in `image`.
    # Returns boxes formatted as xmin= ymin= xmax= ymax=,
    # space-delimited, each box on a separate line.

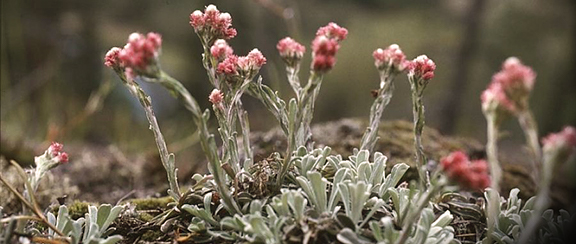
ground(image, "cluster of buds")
xmin=46 ymin=142 xmax=69 ymax=164
xmin=190 ymin=4 xmax=237 ymax=45
xmin=482 ymin=57 xmax=536 ymax=114
xmin=542 ymin=126 xmax=576 ymax=162
xmin=440 ymin=151 xmax=490 ymax=191
xmin=276 ymin=37 xmax=306 ymax=68
xmin=104 ymin=32 xmax=163 ymax=79
xmin=216 ymin=49 xmax=267 ymax=82
xmin=373 ymin=44 xmax=407 ymax=74
xmin=311 ymin=22 xmax=348 ymax=73
xmin=408 ymin=55 xmax=436 ymax=82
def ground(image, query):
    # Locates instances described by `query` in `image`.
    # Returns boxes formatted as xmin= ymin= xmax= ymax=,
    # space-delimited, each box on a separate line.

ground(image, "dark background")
xmin=2 ymin=0 xmax=575 ymax=161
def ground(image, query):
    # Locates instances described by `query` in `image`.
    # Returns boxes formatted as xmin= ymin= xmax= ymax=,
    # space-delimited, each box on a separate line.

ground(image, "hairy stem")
xmin=484 ymin=113 xmax=502 ymax=244
xmin=410 ymin=79 xmax=428 ymax=189
xmin=360 ymin=71 xmax=396 ymax=152
xmin=117 ymin=72 xmax=181 ymax=200
xmin=517 ymin=109 xmax=541 ymax=181
xmin=486 ymin=114 xmax=502 ymax=192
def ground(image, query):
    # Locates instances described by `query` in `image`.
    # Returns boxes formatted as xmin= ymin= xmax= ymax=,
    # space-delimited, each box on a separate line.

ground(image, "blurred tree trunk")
xmin=438 ymin=0 xmax=486 ymax=134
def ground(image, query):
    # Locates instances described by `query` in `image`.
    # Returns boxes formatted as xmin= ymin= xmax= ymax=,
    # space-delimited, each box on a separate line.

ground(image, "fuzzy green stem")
xmin=409 ymin=76 xmax=429 ymax=189
xmin=486 ymin=114 xmax=502 ymax=192
xmin=115 ymin=71 xmax=181 ymax=200
xmin=517 ymin=109 xmax=541 ymax=180
xmin=360 ymin=71 xmax=396 ymax=152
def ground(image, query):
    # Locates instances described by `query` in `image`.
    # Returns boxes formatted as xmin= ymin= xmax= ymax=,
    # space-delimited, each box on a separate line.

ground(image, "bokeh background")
xmin=2 ymin=0 xmax=575 ymax=166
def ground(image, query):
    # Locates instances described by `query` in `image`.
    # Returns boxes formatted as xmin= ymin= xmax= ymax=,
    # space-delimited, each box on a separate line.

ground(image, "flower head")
xmin=210 ymin=39 xmax=234 ymax=61
xmin=277 ymin=37 xmax=306 ymax=67
xmin=209 ymin=89 xmax=224 ymax=109
xmin=481 ymin=82 xmax=516 ymax=114
xmin=408 ymin=55 xmax=436 ymax=81
xmin=542 ymin=126 xmax=576 ymax=161
xmin=311 ymin=35 xmax=339 ymax=72
xmin=316 ymin=22 xmax=348 ymax=41
xmin=104 ymin=47 xmax=122 ymax=68
xmin=190 ymin=5 xmax=237 ymax=44
xmin=42 ymin=142 xmax=69 ymax=164
xmin=116 ymin=32 xmax=163 ymax=78
xmin=441 ymin=151 xmax=490 ymax=191
xmin=217 ymin=49 xmax=266 ymax=81
xmin=310 ymin=23 xmax=347 ymax=73
xmin=490 ymin=57 xmax=536 ymax=111
xmin=373 ymin=44 xmax=407 ymax=73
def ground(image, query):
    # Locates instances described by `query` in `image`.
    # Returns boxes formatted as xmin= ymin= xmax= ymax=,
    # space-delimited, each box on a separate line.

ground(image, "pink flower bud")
xmin=104 ymin=47 xmax=122 ymax=68
xmin=190 ymin=10 xmax=205 ymax=30
xmin=373 ymin=44 xmax=406 ymax=72
xmin=55 ymin=152 xmax=69 ymax=164
xmin=209 ymin=89 xmax=224 ymax=106
xmin=408 ymin=55 xmax=436 ymax=81
xmin=316 ymin=22 xmax=348 ymax=41
xmin=246 ymin=49 xmax=267 ymax=69
xmin=217 ymin=55 xmax=239 ymax=76
xmin=542 ymin=126 xmax=576 ymax=157
xmin=210 ymin=39 xmax=234 ymax=60
xmin=441 ymin=151 xmax=491 ymax=191
xmin=48 ymin=142 xmax=64 ymax=156
xmin=277 ymin=37 xmax=306 ymax=60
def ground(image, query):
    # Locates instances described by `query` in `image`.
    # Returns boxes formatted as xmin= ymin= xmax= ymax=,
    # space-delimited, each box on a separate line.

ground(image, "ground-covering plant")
xmin=2 ymin=3 xmax=575 ymax=244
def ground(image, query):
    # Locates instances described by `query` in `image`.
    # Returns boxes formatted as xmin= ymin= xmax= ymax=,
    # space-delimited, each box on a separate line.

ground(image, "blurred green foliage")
xmin=1 ymin=0 xmax=574 ymax=157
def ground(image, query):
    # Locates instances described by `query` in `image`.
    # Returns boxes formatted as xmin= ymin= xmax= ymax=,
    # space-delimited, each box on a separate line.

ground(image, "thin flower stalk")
xmin=407 ymin=55 xmax=436 ymax=189
xmin=517 ymin=109 xmax=541 ymax=171
xmin=112 ymin=69 xmax=181 ymax=200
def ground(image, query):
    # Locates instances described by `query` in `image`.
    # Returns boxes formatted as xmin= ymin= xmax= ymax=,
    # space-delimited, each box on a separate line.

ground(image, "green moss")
xmin=138 ymin=212 xmax=154 ymax=222
xmin=127 ymin=196 xmax=174 ymax=211
xmin=67 ymin=200 xmax=91 ymax=219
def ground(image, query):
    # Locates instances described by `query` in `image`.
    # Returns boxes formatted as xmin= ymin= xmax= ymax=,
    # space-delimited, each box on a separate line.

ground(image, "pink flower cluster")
xmin=373 ymin=44 xmax=407 ymax=72
xmin=311 ymin=22 xmax=347 ymax=72
xmin=316 ymin=22 xmax=348 ymax=41
xmin=408 ymin=55 xmax=436 ymax=81
xmin=104 ymin=32 xmax=162 ymax=79
xmin=542 ymin=126 xmax=576 ymax=156
xmin=119 ymin=32 xmax=162 ymax=70
xmin=481 ymin=82 xmax=516 ymax=113
xmin=190 ymin=5 xmax=237 ymax=42
xmin=216 ymin=49 xmax=267 ymax=79
xmin=210 ymin=39 xmax=234 ymax=61
xmin=440 ymin=151 xmax=490 ymax=191
xmin=276 ymin=37 xmax=306 ymax=62
xmin=481 ymin=57 xmax=536 ymax=113
xmin=492 ymin=57 xmax=536 ymax=95
xmin=48 ymin=142 xmax=69 ymax=164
